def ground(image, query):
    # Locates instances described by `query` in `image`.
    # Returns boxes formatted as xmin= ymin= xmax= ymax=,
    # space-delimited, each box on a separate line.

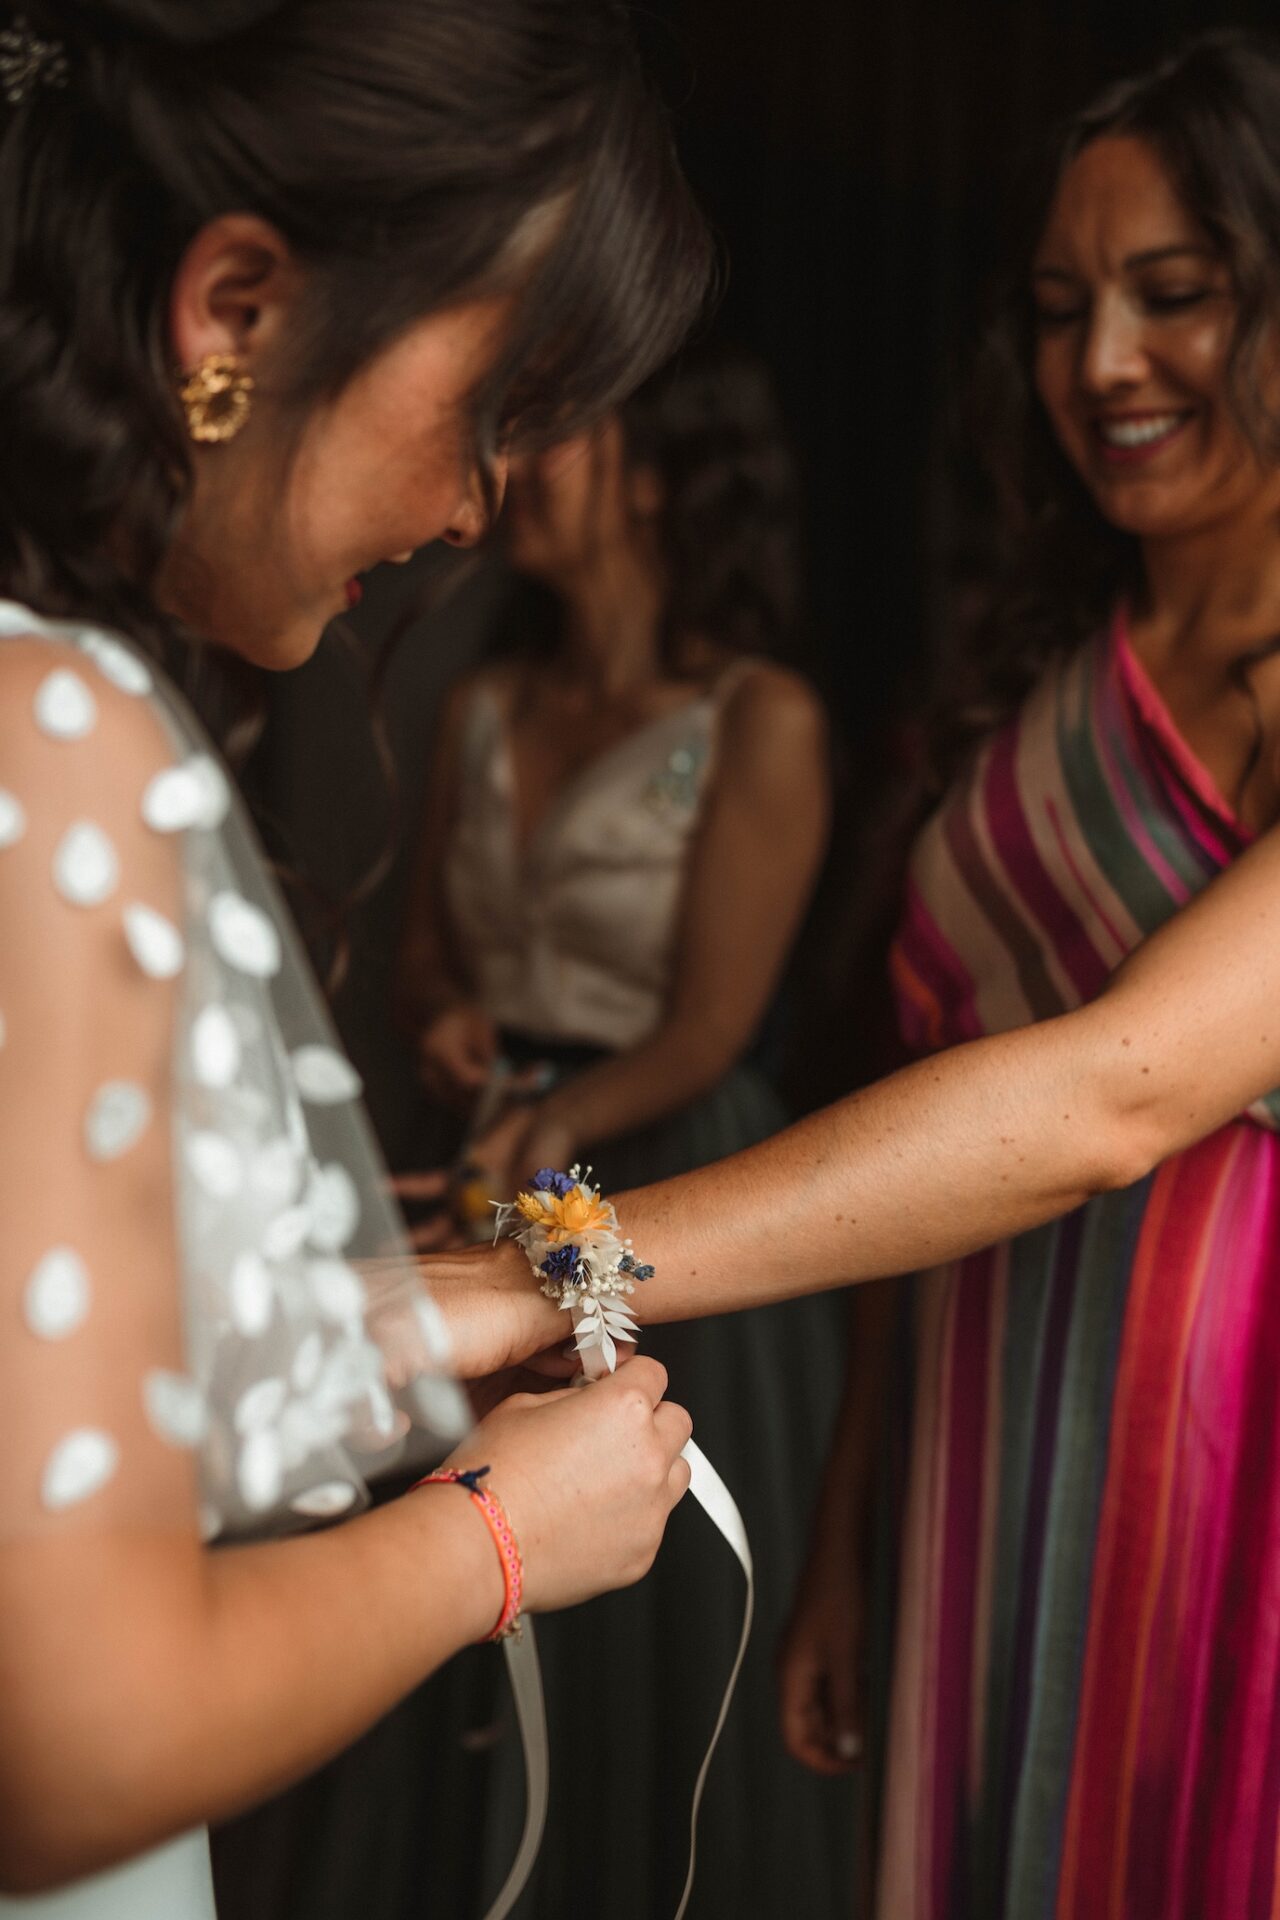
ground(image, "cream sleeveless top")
xmin=443 ymin=667 xmax=753 ymax=1051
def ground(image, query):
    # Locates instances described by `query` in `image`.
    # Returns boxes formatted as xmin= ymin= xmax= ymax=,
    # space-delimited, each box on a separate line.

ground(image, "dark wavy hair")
xmin=927 ymin=26 xmax=1280 ymax=803
xmin=616 ymin=339 xmax=803 ymax=667
xmin=0 ymin=0 xmax=713 ymax=658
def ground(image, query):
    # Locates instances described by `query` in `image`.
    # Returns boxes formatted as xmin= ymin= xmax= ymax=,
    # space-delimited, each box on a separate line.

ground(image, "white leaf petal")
xmin=186 ymin=1130 xmax=243 ymax=1198
xmin=235 ymin=1376 xmax=288 ymax=1434
xmin=308 ymin=1257 xmax=366 ymax=1326
xmin=191 ymin=1005 xmax=242 ymax=1088
xmin=43 ymin=1429 xmax=118 ymax=1509
xmin=25 ymin=1246 xmax=91 ymax=1339
xmin=123 ymin=902 xmax=185 ymax=979
xmin=143 ymin=1369 xmax=208 ymax=1446
xmin=81 ymin=631 xmax=152 ymax=696
xmin=53 ymin=821 xmax=118 ymax=906
xmin=261 ymin=1204 xmax=312 ymax=1262
xmin=291 ymin=1045 xmax=362 ymax=1104
xmin=306 ymin=1163 xmax=360 ymax=1253
xmin=141 ymin=765 xmax=203 ymax=833
xmin=35 ymin=667 xmax=96 ymax=740
xmin=85 ymin=1080 xmax=151 ymax=1160
xmin=209 ymin=892 xmax=281 ymax=979
xmin=238 ymin=1430 xmax=284 ymax=1511
xmin=229 ymin=1250 xmax=274 ymax=1335
xmin=0 ymin=788 xmax=26 ymax=848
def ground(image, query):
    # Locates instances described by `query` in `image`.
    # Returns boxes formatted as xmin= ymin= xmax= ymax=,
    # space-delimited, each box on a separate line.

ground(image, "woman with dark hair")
xmin=393 ymin=341 xmax=853 ymax=1920
xmin=437 ymin=28 xmax=1280 ymax=1916
xmin=0 ymin=1 xmax=710 ymax=1914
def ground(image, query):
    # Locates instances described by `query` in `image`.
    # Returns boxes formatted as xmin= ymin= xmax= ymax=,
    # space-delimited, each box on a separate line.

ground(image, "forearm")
xmin=0 ymin=1493 xmax=498 ymax=1888
xmin=616 ymin=1001 xmax=1144 ymax=1319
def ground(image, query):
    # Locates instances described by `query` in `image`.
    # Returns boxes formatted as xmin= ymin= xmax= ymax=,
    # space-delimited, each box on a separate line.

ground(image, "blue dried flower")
xmin=529 ymin=1168 xmax=576 ymax=1197
xmin=631 ymin=1263 xmax=655 ymax=1282
xmin=541 ymin=1244 xmax=582 ymax=1284
xmin=619 ymin=1252 xmax=635 ymax=1274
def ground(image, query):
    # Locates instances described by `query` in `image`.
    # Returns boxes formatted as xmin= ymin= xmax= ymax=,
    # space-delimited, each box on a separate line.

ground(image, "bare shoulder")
xmin=718 ymin=660 xmax=829 ymax=760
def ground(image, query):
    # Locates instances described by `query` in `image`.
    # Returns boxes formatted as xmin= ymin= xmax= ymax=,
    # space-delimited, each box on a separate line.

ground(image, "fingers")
xmin=667 ymin=1452 xmax=692 ymax=1505
xmin=778 ymin=1654 xmax=833 ymax=1772
xmin=776 ymin=1639 xmax=863 ymax=1776
xmin=652 ymin=1397 xmax=694 ymax=1457
xmin=608 ymin=1354 xmax=668 ymax=1408
xmin=389 ymin=1169 xmax=449 ymax=1201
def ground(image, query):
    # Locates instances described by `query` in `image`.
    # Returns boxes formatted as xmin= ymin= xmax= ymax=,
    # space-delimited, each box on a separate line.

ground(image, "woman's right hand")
xmin=438 ymin=1357 xmax=692 ymax=1611
xmin=416 ymin=1001 xmax=498 ymax=1105
xmin=776 ymin=1529 xmax=865 ymax=1775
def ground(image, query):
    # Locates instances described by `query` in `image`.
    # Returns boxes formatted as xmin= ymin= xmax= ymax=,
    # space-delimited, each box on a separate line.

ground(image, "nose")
xmin=1079 ymin=291 xmax=1149 ymax=396
xmin=442 ymin=450 xmax=510 ymax=549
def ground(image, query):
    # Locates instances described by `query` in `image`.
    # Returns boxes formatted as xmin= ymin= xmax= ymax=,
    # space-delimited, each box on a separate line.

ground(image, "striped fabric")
xmin=879 ymin=608 xmax=1280 ymax=1920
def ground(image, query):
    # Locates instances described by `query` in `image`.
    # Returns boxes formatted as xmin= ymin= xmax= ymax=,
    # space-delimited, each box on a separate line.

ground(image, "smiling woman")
xmin=0 ymin=2 xmax=712 ymax=1917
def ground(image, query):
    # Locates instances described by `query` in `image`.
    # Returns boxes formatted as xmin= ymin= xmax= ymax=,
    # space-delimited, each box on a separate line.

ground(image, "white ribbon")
xmin=480 ymin=1320 xmax=754 ymax=1920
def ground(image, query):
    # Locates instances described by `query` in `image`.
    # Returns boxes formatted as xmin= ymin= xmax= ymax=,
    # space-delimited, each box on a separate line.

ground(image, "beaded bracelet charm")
xmin=493 ymin=1166 xmax=654 ymax=1378
xmin=415 ymin=1465 xmax=524 ymax=1641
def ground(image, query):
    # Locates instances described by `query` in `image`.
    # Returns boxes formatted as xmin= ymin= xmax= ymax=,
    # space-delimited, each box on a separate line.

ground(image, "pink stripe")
xmin=1056 ymin=1142 xmax=1225 ymax=1917
xmin=1089 ymin=640 xmax=1192 ymax=904
xmin=892 ymin=879 xmax=984 ymax=1050
xmin=982 ymin=724 xmax=1109 ymax=1002
xmin=1044 ymin=794 xmax=1128 ymax=958
xmin=1111 ymin=608 xmax=1250 ymax=847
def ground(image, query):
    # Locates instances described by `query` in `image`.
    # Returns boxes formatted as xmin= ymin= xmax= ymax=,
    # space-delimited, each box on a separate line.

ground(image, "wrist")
xmin=405 ymin=1474 xmax=506 ymax=1645
xmin=413 ymin=1468 xmax=523 ymax=1640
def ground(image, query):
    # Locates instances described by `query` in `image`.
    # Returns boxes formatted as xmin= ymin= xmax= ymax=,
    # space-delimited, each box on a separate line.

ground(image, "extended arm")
xmin=618 ymin=810 xmax=1280 ymax=1314
xmin=425 ymin=807 xmax=1280 ymax=1367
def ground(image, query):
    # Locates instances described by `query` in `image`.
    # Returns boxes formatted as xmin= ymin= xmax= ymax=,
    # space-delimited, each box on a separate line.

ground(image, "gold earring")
xmin=178 ymin=353 xmax=254 ymax=444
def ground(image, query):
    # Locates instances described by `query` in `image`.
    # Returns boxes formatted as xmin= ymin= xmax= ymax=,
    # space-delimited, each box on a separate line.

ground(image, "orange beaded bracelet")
xmin=414 ymin=1465 xmax=524 ymax=1641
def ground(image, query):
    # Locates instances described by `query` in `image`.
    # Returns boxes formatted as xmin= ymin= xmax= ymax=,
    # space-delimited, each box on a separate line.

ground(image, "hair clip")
xmin=0 ymin=15 xmax=67 ymax=108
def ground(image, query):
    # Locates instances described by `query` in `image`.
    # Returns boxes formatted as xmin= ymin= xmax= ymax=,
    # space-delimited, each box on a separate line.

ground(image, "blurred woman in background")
xmin=395 ymin=342 xmax=855 ymax=1919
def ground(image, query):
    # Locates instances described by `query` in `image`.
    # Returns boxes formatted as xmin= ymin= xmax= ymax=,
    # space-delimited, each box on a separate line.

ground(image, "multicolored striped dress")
xmin=881 ymin=606 xmax=1280 ymax=1920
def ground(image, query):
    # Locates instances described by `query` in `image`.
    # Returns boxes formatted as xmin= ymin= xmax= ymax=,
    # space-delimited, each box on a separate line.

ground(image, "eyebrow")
xmin=1032 ymin=245 xmax=1218 ymax=281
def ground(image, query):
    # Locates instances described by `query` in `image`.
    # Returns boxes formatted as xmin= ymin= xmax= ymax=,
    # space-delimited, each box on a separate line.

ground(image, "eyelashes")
xmin=1032 ymin=288 xmax=1217 ymax=330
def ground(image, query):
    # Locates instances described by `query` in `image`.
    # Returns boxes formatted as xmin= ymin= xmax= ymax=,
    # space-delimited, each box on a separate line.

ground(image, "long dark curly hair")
xmin=0 ymin=0 xmax=712 ymax=661
xmin=616 ymin=339 xmax=803 ymax=669
xmin=927 ymin=25 xmax=1280 ymax=807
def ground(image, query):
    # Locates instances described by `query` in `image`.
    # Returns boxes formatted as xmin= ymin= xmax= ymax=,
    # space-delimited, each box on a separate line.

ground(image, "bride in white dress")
xmin=0 ymin=1 xmax=709 ymax=1912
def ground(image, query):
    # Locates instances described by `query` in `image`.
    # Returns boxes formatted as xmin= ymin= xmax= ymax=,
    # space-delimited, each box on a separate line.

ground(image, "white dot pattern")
xmin=25 ymin=1248 xmax=91 ymax=1340
xmin=6 ymin=608 xmax=467 ymax=1542
xmin=53 ymin=821 xmax=119 ymax=906
xmin=84 ymin=1081 xmax=151 ymax=1161
xmin=291 ymin=1046 xmax=362 ymax=1104
xmin=123 ymin=902 xmax=185 ymax=979
xmin=0 ymin=789 xmax=26 ymax=848
xmin=43 ymin=1430 xmax=118 ymax=1510
xmin=209 ymin=891 xmax=282 ymax=979
xmin=35 ymin=668 xmax=97 ymax=740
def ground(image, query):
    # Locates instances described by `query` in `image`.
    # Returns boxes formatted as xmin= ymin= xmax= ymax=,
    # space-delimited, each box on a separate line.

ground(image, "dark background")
xmin=251 ymin=0 xmax=1279 ymax=1159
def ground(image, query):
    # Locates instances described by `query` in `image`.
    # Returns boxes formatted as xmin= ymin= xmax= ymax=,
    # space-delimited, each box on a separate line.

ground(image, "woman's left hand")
xmin=470 ymin=1102 xmax=579 ymax=1201
xmin=417 ymin=1236 xmax=572 ymax=1381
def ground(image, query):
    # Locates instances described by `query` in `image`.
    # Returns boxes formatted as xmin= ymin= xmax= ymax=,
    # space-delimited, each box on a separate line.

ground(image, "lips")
xmin=1092 ymin=410 xmax=1193 ymax=464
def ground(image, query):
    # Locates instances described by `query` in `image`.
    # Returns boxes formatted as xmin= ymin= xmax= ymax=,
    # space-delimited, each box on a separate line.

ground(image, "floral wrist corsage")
xmin=494 ymin=1166 xmax=653 ymax=1374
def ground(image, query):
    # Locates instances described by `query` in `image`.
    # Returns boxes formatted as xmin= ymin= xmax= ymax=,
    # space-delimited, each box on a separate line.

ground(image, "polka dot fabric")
xmin=0 ymin=602 xmax=467 ymax=1546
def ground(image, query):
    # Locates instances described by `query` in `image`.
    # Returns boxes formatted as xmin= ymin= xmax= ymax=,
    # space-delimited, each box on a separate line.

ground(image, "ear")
xmin=169 ymin=213 xmax=303 ymax=376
